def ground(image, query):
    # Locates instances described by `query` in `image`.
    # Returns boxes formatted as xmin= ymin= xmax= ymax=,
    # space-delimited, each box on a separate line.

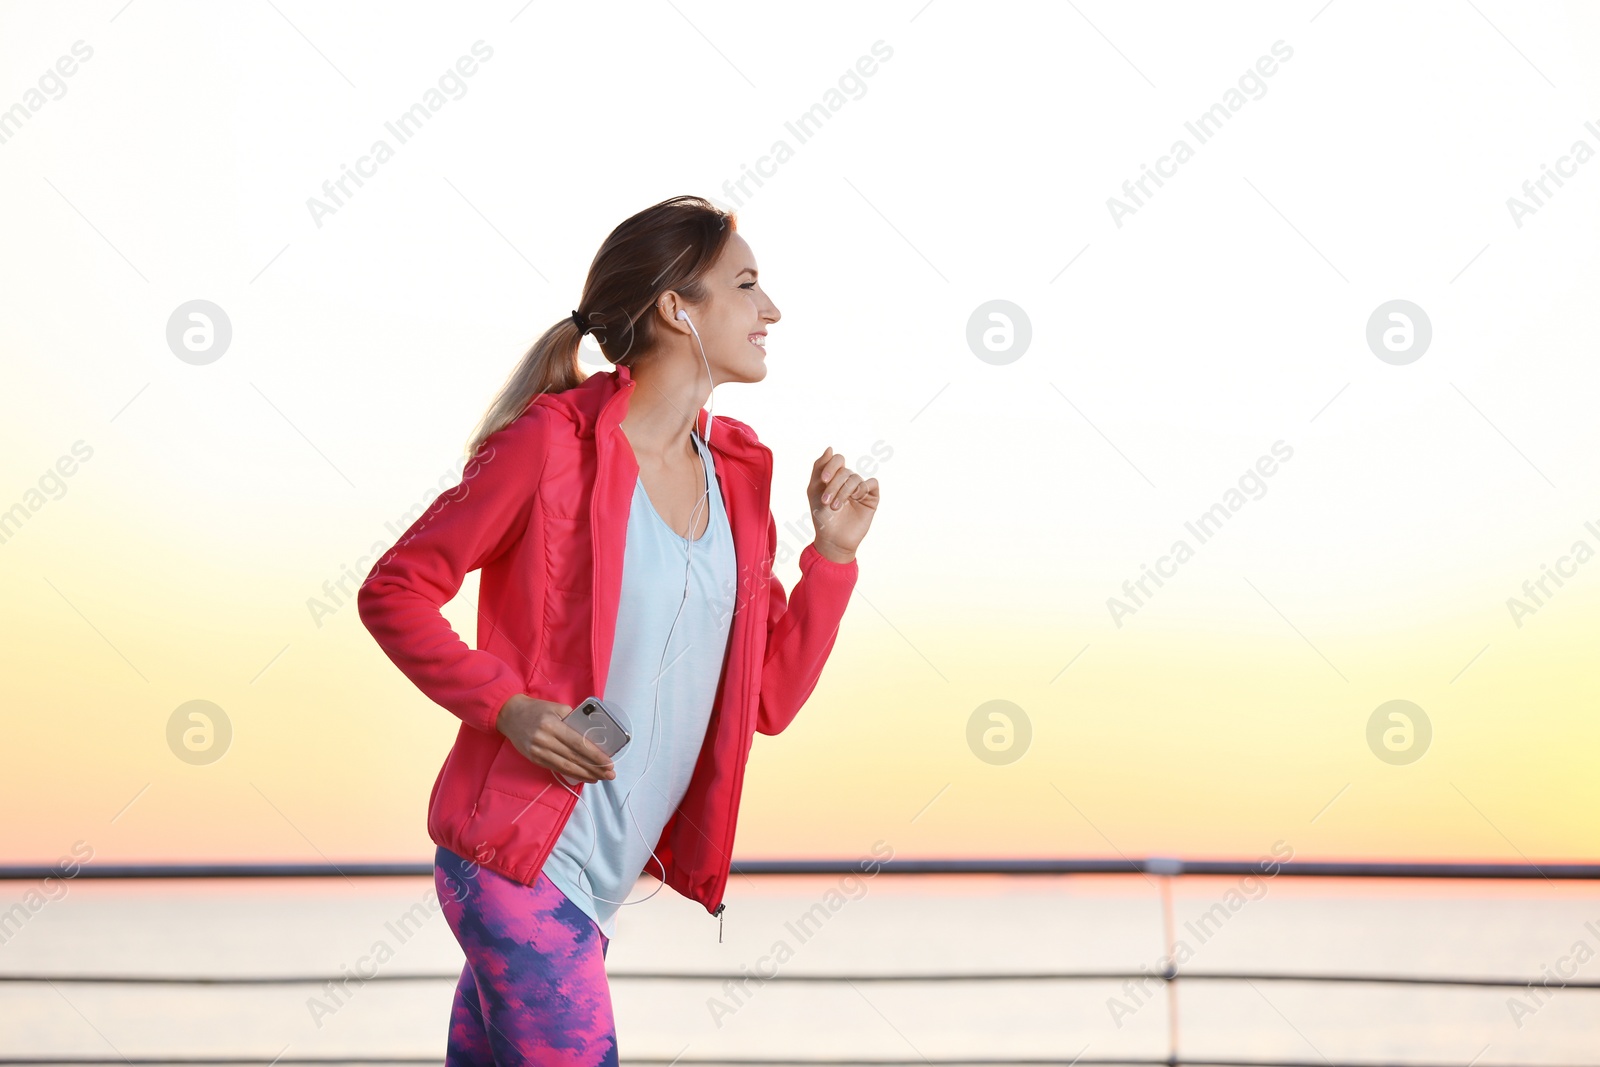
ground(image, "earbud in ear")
xmin=677 ymin=310 xmax=689 ymax=322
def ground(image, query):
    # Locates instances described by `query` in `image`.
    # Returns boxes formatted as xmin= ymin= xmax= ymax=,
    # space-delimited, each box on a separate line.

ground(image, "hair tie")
xmin=570 ymin=309 xmax=589 ymax=335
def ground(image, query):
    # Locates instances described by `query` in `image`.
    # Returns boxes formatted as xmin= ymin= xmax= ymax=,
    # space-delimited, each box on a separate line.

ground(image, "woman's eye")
xmin=739 ymin=281 xmax=757 ymax=290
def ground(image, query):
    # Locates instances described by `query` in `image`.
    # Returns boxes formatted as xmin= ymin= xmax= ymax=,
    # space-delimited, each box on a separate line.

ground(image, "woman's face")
xmin=671 ymin=232 xmax=780 ymax=385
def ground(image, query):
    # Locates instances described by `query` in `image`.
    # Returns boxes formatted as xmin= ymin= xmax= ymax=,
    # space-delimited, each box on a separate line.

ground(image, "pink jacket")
xmin=357 ymin=362 xmax=858 ymax=930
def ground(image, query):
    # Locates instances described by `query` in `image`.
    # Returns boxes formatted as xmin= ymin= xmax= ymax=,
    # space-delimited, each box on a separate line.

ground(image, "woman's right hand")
xmin=494 ymin=694 xmax=616 ymax=783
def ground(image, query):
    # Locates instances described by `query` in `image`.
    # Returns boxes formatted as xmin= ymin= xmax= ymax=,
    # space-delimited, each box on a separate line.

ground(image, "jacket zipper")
xmin=704 ymin=433 xmax=771 ymax=946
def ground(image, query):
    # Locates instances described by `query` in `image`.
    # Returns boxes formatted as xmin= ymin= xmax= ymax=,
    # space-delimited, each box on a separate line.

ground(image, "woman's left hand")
xmin=808 ymin=447 xmax=879 ymax=562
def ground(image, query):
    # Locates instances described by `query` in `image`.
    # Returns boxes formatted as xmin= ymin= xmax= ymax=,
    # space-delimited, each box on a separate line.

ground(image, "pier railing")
xmin=2 ymin=857 xmax=1595 ymax=1067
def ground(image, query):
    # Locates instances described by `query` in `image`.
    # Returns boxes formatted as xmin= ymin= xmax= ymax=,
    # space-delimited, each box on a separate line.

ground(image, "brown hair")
xmin=464 ymin=194 xmax=737 ymax=458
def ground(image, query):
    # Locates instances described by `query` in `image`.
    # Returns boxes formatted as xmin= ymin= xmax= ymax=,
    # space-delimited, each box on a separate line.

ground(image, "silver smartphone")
xmin=557 ymin=697 xmax=631 ymax=786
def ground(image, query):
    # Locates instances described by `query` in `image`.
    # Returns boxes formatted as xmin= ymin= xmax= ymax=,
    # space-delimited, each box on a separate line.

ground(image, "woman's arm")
xmin=356 ymin=409 xmax=550 ymax=736
xmin=754 ymin=516 xmax=859 ymax=736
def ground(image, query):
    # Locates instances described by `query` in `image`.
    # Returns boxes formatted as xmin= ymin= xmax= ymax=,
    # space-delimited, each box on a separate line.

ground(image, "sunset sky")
xmin=5 ymin=1 xmax=1598 ymax=870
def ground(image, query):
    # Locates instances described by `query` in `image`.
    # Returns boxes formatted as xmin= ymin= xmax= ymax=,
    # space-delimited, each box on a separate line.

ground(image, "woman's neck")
xmin=619 ymin=359 xmax=709 ymax=469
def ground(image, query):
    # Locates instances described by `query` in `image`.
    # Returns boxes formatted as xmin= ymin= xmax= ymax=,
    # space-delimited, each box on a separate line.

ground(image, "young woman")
xmin=358 ymin=195 xmax=879 ymax=1065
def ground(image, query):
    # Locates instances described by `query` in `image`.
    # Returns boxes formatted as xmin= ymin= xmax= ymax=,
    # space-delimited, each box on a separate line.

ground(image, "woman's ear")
xmin=655 ymin=293 xmax=692 ymax=332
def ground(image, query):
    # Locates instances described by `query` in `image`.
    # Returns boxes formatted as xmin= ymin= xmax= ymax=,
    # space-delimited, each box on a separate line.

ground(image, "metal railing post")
xmin=1147 ymin=856 xmax=1184 ymax=1067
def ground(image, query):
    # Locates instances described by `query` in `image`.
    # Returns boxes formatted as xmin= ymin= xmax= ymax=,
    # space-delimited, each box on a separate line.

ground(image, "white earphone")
xmin=555 ymin=303 xmax=718 ymax=912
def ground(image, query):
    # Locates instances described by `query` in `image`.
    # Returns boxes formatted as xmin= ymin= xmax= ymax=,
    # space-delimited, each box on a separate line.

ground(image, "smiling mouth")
xmin=748 ymin=333 xmax=766 ymax=350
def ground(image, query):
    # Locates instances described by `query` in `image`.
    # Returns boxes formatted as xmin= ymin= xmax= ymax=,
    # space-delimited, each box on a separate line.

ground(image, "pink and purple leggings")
xmin=434 ymin=846 xmax=617 ymax=1066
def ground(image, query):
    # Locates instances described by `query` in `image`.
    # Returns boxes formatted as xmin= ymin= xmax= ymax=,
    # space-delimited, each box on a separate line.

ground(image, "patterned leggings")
xmin=434 ymin=846 xmax=617 ymax=1066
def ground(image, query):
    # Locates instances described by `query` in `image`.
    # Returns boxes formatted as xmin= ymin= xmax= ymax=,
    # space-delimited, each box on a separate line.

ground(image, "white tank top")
xmin=539 ymin=428 xmax=737 ymax=937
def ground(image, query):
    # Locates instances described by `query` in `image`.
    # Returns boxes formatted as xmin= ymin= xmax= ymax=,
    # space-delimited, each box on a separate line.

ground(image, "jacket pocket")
xmin=461 ymin=781 xmax=570 ymax=871
xmin=484 ymin=734 xmax=569 ymax=800
xmin=461 ymin=741 xmax=574 ymax=868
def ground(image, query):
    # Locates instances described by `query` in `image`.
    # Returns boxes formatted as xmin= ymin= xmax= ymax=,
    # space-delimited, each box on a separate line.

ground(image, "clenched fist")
xmin=808 ymin=446 xmax=879 ymax=563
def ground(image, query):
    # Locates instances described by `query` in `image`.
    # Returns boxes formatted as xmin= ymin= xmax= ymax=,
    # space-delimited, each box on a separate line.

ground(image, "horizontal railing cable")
xmin=0 ymin=1056 xmax=1595 ymax=1067
xmin=1 ymin=968 xmax=1595 ymax=990
xmin=2 ymin=857 xmax=1598 ymax=880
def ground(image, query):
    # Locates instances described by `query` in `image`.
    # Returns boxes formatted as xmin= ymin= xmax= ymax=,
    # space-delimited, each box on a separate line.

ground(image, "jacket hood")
xmin=529 ymin=360 xmax=765 ymax=463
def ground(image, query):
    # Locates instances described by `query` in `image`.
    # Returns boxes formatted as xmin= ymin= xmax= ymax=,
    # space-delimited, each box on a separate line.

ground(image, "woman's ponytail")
xmin=463 ymin=316 xmax=585 ymax=459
